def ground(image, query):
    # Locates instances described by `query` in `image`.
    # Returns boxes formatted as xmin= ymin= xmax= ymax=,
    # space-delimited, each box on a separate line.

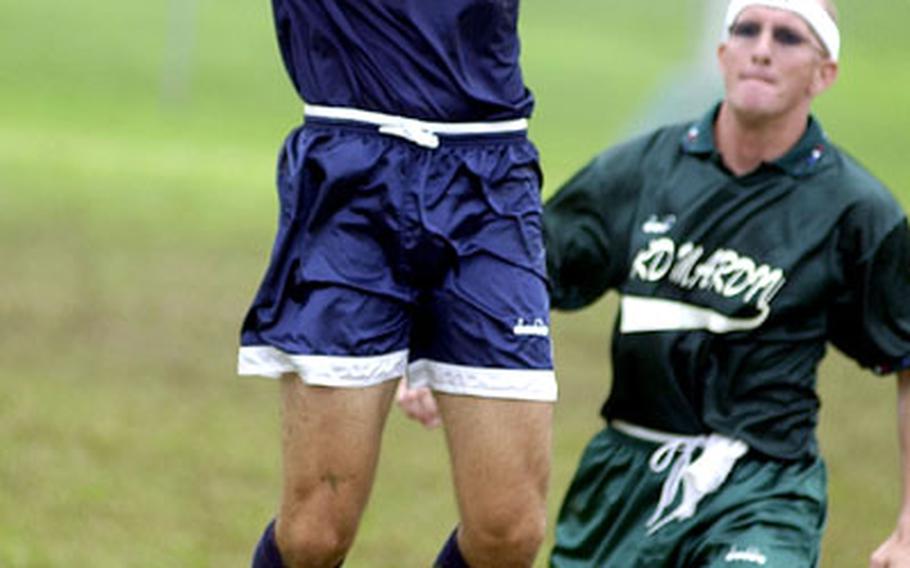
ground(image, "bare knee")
xmin=461 ymin=507 xmax=547 ymax=567
xmin=276 ymin=513 xmax=355 ymax=568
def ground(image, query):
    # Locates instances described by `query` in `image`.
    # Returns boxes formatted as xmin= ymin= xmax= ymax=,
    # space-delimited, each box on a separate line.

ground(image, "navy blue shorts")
xmin=238 ymin=118 xmax=556 ymax=401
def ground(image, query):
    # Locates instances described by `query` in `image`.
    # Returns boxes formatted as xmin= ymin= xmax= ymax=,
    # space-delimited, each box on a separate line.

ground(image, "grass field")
xmin=1 ymin=1 xmax=908 ymax=566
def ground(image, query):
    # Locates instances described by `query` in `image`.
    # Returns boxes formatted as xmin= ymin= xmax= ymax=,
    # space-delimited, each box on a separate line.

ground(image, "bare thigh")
xmin=437 ymin=394 xmax=553 ymax=557
xmin=278 ymin=375 xmax=399 ymax=543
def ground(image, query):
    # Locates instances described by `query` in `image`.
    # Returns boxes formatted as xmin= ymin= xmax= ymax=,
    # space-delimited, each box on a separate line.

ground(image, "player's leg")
xmin=241 ymin=279 xmax=410 ymax=568
xmin=409 ymin=251 xmax=555 ymax=566
xmin=273 ymin=376 xmax=399 ymax=568
xmin=240 ymin=126 xmax=419 ymax=567
xmin=436 ymin=394 xmax=553 ymax=567
xmin=415 ymin=137 xmax=555 ymax=566
xmin=409 ymin=278 xmax=555 ymax=566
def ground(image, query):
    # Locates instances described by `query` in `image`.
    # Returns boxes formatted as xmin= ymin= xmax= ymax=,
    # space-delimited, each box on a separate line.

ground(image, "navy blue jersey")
xmin=272 ymin=0 xmax=534 ymax=121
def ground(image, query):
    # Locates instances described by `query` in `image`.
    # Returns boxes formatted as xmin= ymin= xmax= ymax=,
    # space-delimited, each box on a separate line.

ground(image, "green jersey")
xmin=545 ymin=105 xmax=910 ymax=460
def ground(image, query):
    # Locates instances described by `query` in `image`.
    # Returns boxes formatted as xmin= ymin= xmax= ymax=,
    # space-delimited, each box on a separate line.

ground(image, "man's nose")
xmin=750 ymin=30 xmax=774 ymax=64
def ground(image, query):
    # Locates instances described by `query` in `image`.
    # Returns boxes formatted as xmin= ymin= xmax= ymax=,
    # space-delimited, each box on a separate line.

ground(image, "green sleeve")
xmin=543 ymin=142 xmax=642 ymax=310
xmin=829 ymin=214 xmax=910 ymax=374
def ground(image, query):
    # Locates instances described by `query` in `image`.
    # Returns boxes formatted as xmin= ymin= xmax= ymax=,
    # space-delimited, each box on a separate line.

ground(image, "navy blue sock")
xmin=252 ymin=519 xmax=285 ymax=568
xmin=251 ymin=518 xmax=347 ymax=568
xmin=434 ymin=528 xmax=470 ymax=568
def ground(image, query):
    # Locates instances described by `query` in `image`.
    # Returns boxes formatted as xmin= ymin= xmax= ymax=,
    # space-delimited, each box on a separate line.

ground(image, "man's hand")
xmin=870 ymin=527 xmax=910 ymax=568
xmin=395 ymin=379 xmax=442 ymax=429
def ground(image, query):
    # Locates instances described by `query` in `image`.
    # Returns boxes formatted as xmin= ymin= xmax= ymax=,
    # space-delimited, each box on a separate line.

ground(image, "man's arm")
xmin=870 ymin=369 xmax=910 ymax=568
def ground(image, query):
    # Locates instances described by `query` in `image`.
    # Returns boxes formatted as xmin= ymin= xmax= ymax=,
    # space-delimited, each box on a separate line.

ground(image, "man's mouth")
xmin=740 ymin=73 xmax=776 ymax=84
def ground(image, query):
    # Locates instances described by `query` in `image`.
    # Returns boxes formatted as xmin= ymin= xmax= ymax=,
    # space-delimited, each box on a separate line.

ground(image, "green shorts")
xmin=550 ymin=426 xmax=827 ymax=567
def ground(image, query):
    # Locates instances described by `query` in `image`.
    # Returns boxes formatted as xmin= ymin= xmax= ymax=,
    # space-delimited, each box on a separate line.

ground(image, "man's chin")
xmin=727 ymin=98 xmax=783 ymax=125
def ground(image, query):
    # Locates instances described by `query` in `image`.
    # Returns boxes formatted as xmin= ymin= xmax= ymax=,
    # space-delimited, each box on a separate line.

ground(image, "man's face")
xmin=718 ymin=5 xmax=837 ymax=122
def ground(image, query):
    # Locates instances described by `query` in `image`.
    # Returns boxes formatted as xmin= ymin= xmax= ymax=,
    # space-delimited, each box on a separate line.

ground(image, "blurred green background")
xmin=1 ymin=1 xmax=907 ymax=566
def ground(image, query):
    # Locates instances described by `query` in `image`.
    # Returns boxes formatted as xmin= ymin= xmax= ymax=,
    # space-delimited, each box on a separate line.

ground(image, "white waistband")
xmin=611 ymin=420 xmax=749 ymax=535
xmin=612 ymin=420 xmax=707 ymax=445
xmin=304 ymin=104 xmax=529 ymax=149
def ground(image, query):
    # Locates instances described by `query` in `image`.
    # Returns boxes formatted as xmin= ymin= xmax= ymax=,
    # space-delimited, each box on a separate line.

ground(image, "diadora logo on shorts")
xmin=512 ymin=318 xmax=549 ymax=337
xmin=642 ymin=214 xmax=677 ymax=234
xmin=724 ymin=546 xmax=767 ymax=565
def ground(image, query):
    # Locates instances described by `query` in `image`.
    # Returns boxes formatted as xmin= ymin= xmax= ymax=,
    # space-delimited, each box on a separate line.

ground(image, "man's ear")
xmin=810 ymin=59 xmax=839 ymax=97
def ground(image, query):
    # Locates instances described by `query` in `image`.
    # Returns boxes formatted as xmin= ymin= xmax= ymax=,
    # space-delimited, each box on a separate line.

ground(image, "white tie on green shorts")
xmin=611 ymin=421 xmax=748 ymax=534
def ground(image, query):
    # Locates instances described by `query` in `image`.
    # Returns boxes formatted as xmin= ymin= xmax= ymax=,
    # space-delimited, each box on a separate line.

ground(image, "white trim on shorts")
xmin=238 ymin=345 xmax=407 ymax=387
xmin=304 ymin=104 xmax=529 ymax=149
xmin=238 ymin=346 xmax=557 ymax=401
xmin=408 ymin=359 xmax=557 ymax=402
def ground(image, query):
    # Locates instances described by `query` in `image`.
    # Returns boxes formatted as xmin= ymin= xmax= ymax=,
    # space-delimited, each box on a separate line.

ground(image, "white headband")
xmin=723 ymin=0 xmax=840 ymax=61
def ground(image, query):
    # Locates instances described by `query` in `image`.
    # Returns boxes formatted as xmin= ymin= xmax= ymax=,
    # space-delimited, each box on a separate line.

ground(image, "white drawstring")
xmin=612 ymin=421 xmax=749 ymax=535
xmin=645 ymin=436 xmax=706 ymax=533
xmin=304 ymin=104 xmax=529 ymax=150
xmin=377 ymin=123 xmax=441 ymax=149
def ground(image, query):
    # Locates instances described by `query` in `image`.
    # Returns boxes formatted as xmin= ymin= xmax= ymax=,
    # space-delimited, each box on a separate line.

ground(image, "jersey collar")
xmin=681 ymin=103 xmax=830 ymax=178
